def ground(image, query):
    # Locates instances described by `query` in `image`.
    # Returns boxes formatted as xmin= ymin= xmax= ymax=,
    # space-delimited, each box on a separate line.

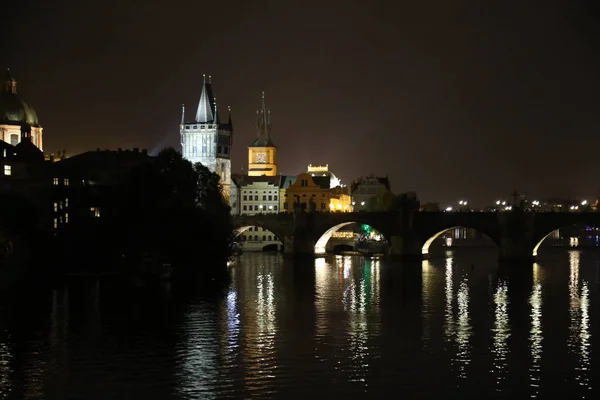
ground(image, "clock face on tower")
xmin=256 ymin=152 xmax=266 ymax=163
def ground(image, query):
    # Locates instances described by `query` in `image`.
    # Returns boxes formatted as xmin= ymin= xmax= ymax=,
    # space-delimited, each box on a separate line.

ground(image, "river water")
xmin=0 ymin=248 xmax=599 ymax=399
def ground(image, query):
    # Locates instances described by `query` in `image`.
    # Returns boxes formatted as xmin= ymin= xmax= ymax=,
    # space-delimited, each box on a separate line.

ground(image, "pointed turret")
xmin=180 ymin=104 xmax=185 ymax=125
xmin=227 ymin=105 xmax=233 ymax=128
xmin=195 ymin=74 xmax=214 ymax=123
xmin=214 ymin=99 xmax=220 ymax=125
xmin=251 ymin=91 xmax=274 ymax=146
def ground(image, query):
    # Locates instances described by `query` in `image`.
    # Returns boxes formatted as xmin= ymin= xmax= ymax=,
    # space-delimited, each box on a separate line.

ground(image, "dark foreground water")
xmin=1 ymin=248 xmax=600 ymax=399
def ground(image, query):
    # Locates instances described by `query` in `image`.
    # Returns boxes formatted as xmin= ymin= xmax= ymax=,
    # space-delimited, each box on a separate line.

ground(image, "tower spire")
xmin=3 ymin=69 xmax=16 ymax=94
xmin=227 ymin=105 xmax=233 ymax=129
xmin=181 ymin=104 xmax=185 ymax=125
xmin=195 ymin=73 xmax=214 ymax=123
xmin=251 ymin=91 xmax=273 ymax=146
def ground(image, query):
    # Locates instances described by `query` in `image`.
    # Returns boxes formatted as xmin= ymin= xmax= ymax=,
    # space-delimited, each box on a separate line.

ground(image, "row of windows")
xmin=243 ymin=195 xmax=278 ymax=201
xmin=53 ymin=213 xmax=69 ymax=228
xmin=241 ymin=235 xmax=278 ymax=242
xmin=243 ymin=204 xmax=278 ymax=211
xmin=53 ymin=178 xmax=70 ymax=186
xmin=184 ymin=124 xmax=217 ymax=129
xmin=54 ymin=198 xmax=69 ymax=212
xmin=245 ymin=226 xmax=272 ymax=232
xmin=3 ymin=165 xmax=10 ymax=176
xmin=242 ymin=190 xmax=277 ymax=194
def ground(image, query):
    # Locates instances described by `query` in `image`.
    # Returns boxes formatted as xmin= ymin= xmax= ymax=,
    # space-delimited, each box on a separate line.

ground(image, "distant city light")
xmin=582 ymin=200 xmax=588 ymax=206
xmin=445 ymin=207 xmax=453 ymax=212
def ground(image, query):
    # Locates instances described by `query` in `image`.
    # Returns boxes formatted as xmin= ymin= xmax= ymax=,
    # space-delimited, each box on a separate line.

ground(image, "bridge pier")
xmin=283 ymin=235 xmax=315 ymax=258
xmin=389 ymin=235 xmax=424 ymax=262
xmin=498 ymin=238 xmax=535 ymax=264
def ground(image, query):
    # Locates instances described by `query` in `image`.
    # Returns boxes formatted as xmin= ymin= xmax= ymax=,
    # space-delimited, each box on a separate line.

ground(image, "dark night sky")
xmin=3 ymin=0 xmax=600 ymax=206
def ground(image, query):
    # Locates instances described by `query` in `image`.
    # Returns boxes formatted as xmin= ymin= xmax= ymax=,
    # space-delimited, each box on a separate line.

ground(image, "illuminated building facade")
xmin=351 ymin=175 xmax=391 ymax=211
xmin=248 ymin=93 xmax=277 ymax=177
xmin=0 ymin=70 xmax=43 ymax=151
xmin=237 ymin=175 xmax=282 ymax=251
xmin=329 ymin=185 xmax=353 ymax=212
xmin=279 ymin=175 xmax=296 ymax=212
xmin=283 ymin=172 xmax=330 ymax=212
xmin=180 ymin=75 xmax=233 ymax=201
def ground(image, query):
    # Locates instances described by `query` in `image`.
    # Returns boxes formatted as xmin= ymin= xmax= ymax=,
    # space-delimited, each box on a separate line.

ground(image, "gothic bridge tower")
xmin=180 ymin=74 xmax=233 ymax=201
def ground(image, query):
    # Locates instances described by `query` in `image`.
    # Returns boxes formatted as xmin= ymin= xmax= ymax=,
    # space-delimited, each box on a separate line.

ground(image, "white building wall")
xmin=239 ymin=181 xmax=282 ymax=251
xmin=0 ymin=124 xmax=43 ymax=150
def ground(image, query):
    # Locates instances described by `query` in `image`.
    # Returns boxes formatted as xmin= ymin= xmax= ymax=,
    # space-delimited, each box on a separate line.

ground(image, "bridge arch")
xmin=533 ymin=223 xmax=600 ymax=257
xmin=314 ymin=221 xmax=388 ymax=255
xmin=233 ymin=224 xmax=285 ymax=252
xmin=421 ymin=226 xmax=498 ymax=256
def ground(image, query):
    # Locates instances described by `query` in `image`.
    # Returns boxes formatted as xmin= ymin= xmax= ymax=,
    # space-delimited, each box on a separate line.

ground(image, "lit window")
xmin=65 ymin=213 xmax=69 ymax=223
xmin=53 ymin=177 xmax=59 ymax=185
xmin=53 ymin=203 xmax=58 ymax=212
xmin=3 ymin=165 xmax=11 ymax=176
xmin=64 ymin=178 xmax=69 ymax=186
xmin=53 ymin=218 xmax=58 ymax=229
xmin=65 ymin=198 xmax=69 ymax=207
xmin=90 ymin=207 xmax=101 ymax=217
xmin=59 ymin=201 xmax=63 ymax=209
xmin=2 ymin=149 xmax=5 ymax=158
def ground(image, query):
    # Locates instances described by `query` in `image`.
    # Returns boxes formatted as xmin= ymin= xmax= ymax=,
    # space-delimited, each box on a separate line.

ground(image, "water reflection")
xmin=223 ymin=270 xmax=240 ymax=353
xmin=421 ymin=260 xmax=434 ymax=347
xmin=444 ymin=256 xmax=454 ymax=340
xmin=175 ymin=303 xmax=219 ymax=399
xmin=443 ymin=253 xmax=472 ymax=384
xmin=529 ymin=264 xmax=543 ymax=398
xmin=314 ymin=255 xmax=381 ymax=389
xmin=568 ymin=251 xmax=592 ymax=393
xmin=0 ymin=331 xmax=13 ymax=397
xmin=455 ymin=276 xmax=471 ymax=381
xmin=491 ymin=279 xmax=510 ymax=390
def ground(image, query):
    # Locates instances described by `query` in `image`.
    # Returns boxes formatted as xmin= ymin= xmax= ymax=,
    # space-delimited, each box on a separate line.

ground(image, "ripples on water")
xmin=0 ymin=249 xmax=599 ymax=398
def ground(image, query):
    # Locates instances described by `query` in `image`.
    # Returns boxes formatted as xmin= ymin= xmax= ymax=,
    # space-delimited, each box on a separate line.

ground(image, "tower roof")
xmin=195 ymin=74 xmax=215 ymax=123
xmin=250 ymin=91 xmax=275 ymax=147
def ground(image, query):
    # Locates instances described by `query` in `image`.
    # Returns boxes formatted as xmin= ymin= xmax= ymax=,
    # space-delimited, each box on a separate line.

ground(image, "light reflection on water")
xmin=529 ymin=264 xmax=542 ymax=398
xmin=568 ymin=250 xmax=592 ymax=395
xmin=2 ymin=250 xmax=600 ymax=398
xmin=492 ymin=279 xmax=510 ymax=390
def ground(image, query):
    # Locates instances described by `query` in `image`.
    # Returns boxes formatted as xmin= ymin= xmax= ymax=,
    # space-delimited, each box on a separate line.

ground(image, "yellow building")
xmin=283 ymin=173 xmax=330 ymax=212
xmin=248 ymin=92 xmax=277 ymax=177
xmin=329 ymin=186 xmax=353 ymax=212
xmin=284 ymin=173 xmax=353 ymax=213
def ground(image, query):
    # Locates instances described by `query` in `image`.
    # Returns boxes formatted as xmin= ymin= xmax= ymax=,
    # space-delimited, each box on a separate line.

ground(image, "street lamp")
xmin=445 ymin=206 xmax=453 ymax=212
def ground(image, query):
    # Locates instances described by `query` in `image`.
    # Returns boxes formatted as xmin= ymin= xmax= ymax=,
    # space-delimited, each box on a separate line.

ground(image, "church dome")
xmin=0 ymin=71 xmax=40 ymax=127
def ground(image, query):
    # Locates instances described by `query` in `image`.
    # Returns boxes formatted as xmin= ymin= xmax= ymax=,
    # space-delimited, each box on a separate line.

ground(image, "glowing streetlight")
xmin=445 ymin=207 xmax=453 ymax=212
xmin=582 ymin=200 xmax=588 ymax=206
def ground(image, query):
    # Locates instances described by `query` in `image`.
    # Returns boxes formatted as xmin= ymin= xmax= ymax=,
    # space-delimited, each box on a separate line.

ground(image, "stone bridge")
xmin=232 ymin=211 xmax=600 ymax=262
